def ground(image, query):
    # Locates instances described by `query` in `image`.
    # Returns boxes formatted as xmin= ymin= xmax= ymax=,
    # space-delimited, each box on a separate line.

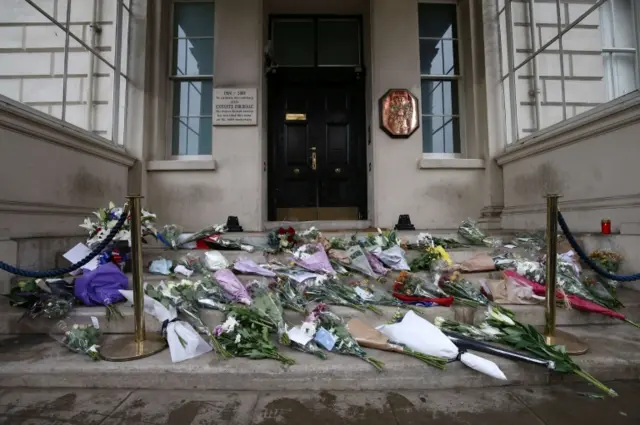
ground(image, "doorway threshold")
xmin=264 ymin=220 xmax=372 ymax=232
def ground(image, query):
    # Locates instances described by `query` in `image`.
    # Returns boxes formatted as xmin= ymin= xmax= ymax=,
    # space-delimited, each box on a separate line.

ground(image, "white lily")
xmin=486 ymin=306 xmax=515 ymax=326
xmin=234 ymin=334 xmax=241 ymax=344
xmin=479 ymin=323 xmax=503 ymax=338
xmin=434 ymin=316 xmax=445 ymax=328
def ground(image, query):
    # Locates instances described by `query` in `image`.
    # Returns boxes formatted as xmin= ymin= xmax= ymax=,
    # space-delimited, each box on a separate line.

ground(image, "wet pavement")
xmin=0 ymin=381 xmax=638 ymax=424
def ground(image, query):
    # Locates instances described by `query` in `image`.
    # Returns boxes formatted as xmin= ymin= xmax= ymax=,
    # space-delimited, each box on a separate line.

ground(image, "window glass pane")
xmin=273 ymin=20 xmax=315 ymax=66
xmin=420 ymin=39 xmax=458 ymax=75
xmin=174 ymin=3 xmax=214 ymax=38
xmin=172 ymin=117 xmax=212 ymax=155
xmin=421 ymin=80 xmax=459 ymax=116
xmin=318 ymin=19 xmax=360 ymax=66
xmin=419 ymin=3 xmax=457 ymax=39
xmin=422 ymin=116 xmax=460 ymax=153
xmin=173 ymin=38 xmax=213 ymax=76
xmin=173 ymin=80 xmax=213 ymax=117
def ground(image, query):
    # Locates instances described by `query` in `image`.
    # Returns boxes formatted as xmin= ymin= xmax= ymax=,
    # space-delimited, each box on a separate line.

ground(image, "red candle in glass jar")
xmin=601 ymin=219 xmax=611 ymax=234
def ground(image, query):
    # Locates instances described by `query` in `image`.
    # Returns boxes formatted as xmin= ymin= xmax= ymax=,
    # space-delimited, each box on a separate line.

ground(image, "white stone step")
xmin=0 ymin=324 xmax=637 ymax=392
xmin=3 ymin=287 xmax=639 ymax=335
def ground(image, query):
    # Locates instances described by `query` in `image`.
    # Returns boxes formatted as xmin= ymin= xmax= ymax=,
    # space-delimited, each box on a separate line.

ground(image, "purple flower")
xmin=213 ymin=325 xmax=223 ymax=337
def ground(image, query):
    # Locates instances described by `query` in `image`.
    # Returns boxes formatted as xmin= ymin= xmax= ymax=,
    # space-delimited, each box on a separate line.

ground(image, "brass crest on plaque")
xmin=379 ymin=89 xmax=419 ymax=138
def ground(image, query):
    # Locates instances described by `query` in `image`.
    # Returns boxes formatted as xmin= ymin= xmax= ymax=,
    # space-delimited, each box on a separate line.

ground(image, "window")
xmin=170 ymin=2 xmax=215 ymax=156
xmin=497 ymin=0 xmax=640 ymax=144
xmin=271 ymin=18 xmax=361 ymax=67
xmin=418 ymin=2 xmax=461 ymax=154
xmin=601 ymin=0 xmax=639 ymax=99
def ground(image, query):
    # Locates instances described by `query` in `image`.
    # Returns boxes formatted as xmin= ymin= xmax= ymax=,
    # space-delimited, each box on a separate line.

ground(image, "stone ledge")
xmin=418 ymin=158 xmax=485 ymax=170
xmin=0 ymin=324 xmax=638 ymax=391
xmin=147 ymin=159 xmax=217 ymax=171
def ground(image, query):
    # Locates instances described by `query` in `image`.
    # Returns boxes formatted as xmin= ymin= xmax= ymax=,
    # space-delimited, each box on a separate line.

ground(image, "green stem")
xmin=403 ymin=349 xmax=447 ymax=370
xmin=574 ymin=369 xmax=618 ymax=397
xmin=364 ymin=356 xmax=385 ymax=371
xmin=274 ymin=352 xmax=296 ymax=365
xmin=367 ymin=304 xmax=383 ymax=315
xmin=624 ymin=318 xmax=640 ymax=329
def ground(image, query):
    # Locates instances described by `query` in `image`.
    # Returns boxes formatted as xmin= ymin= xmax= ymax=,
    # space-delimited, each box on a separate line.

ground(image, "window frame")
xmin=498 ymin=0 xmax=640 ymax=145
xmin=167 ymin=0 xmax=215 ymax=160
xmin=418 ymin=0 xmax=466 ymax=158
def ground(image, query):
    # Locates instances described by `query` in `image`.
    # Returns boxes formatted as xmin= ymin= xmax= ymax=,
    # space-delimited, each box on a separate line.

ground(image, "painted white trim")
xmin=147 ymin=158 xmax=217 ymax=171
xmin=501 ymin=193 xmax=640 ymax=216
xmin=418 ymin=157 xmax=485 ymax=169
xmin=0 ymin=201 xmax=95 ymax=216
xmin=496 ymin=90 xmax=640 ymax=166
xmin=0 ymin=95 xmax=135 ymax=167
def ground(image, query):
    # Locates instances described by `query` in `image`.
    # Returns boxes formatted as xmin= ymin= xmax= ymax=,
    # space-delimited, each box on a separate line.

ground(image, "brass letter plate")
xmin=285 ymin=113 xmax=306 ymax=121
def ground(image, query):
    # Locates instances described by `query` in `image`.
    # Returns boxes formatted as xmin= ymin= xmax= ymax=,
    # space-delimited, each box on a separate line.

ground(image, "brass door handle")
xmin=311 ymin=152 xmax=317 ymax=170
xmin=335 ymin=168 xmax=341 ymax=174
xmin=293 ymin=168 xmax=300 ymax=174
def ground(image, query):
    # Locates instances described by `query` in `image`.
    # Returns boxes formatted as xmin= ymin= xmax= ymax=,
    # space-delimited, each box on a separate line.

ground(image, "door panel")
xmin=268 ymin=72 xmax=366 ymax=221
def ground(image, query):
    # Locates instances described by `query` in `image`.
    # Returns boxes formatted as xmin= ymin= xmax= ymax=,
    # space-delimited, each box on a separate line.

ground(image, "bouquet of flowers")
xmin=439 ymin=305 xmax=617 ymax=397
xmin=299 ymin=226 xmax=321 ymax=243
xmin=268 ymin=226 xmax=299 ymax=252
xmin=589 ymin=250 xmax=622 ymax=273
xmin=377 ymin=310 xmax=506 ymax=380
xmin=414 ymin=232 xmax=466 ymax=250
xmin=392 ymin=271 xmax=454 ymax=306
xmin=493 ymin=253 xmax=546 ymax=283
xmin=410 ymin=245 xmax=452 ymax=272
xmin=307 ymin=304 xmax=384 ymax=370
xmin=583 ymin=272 xmax=623 ymax=309
xmin=214 ymin=306 xmax=295 ymax=365
xmin=120 ymin=289 xmax=214 ymax=362
xmin=556 ymin=260 xmax=619 ymax=309
xmin=61 ymin=323 xmax=101 ymax=360
xmin=364 ymin=228 xmax=402 ymax=250
xmin=285 ymin=316 xmax=327 ymax=359
xmin=346 ymin=318 xmax=447 ymax=369
xmin=439 ymin=271 xmax=489 ymax=307
xmin=293 ymin=243 xmax=336 ymax=275
xmin=247 ymin=281 xmax=290 ymax=344
xmin=214 ymin=269 xmax=252 ymax=305
xmin=304 ymin=277 xmax=378 ymax=313
xmin=458 ymin=219 xmax=502 ymax=248
xmin=159 ymin=224 xmax=183 ymax=249
xmin=79 ymin=201 xmax=158 ymax=248
xmin=144 ymin=280 xmax=229 ymax=357
xmin=274 ymin=278 xmax=307 ymax=313
xmin=6 ymin=279 xmax=76 ymax=320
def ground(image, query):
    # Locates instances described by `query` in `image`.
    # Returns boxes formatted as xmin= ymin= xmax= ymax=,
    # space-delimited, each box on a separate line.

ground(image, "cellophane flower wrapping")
xmin=7 ymin=278 xmax=76 ymax=320
xmin=275 ymin=278 xmax=307 ymax=313
xmin=286 ymin=316 xmax=327 ymax=359
xmin=233 ymin=257 xmax=276 ymax=277
xmin=160 ymin=224 xmax=183 ymax=249
xmin=79 ymin=201 xmax=158 ymax=248
xmin=377 ymin=311 xmax=506 ymax=380
xmin=458 ymin=219 xmax=502 ymax=248
xmin=293 ymin=243 xmax=336 ymax=275
xmin=372 ymin=245 xmax=410 ymax=271
xmin=204 ymin=251 xmax=230 ymax=271
xmin=119 ymin=290 xmax=212 ymax=362
xmin=345 ymin=245 xmax=378 ymax=278
xmin=247 ymin=280 xmax=290 ymax=343
xmin=73 ymin=262 xmax=128 ymax=307
xmin=214 ymin=269 xmax=252 ymax=305
xmin=365 ymin=251 xmax=389 ymax=275
xmin=60 ymin=321 xmax=102 ymax=361
xmin=439 ymin=271 xmax=489 ymax=307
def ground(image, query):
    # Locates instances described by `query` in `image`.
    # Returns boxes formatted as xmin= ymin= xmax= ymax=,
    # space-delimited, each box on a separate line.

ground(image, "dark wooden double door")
xmin=268 ymin=70 xmax=367 ymax=221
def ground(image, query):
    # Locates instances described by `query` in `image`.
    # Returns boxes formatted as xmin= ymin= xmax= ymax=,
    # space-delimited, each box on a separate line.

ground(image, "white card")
xmin=354 ymin=286 xmax=374 ymax=301
xmin=91 ymin=316 xmax=100 ymax=329
xmin=63 ymin=243 xmax=99 ymax=273
xmin=287 ymin=326 xmax=314 ymax=346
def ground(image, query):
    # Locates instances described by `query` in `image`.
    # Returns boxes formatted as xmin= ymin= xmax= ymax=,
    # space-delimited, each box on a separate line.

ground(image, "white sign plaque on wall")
xmin=213 ymin=88 xmax=257 ymax=126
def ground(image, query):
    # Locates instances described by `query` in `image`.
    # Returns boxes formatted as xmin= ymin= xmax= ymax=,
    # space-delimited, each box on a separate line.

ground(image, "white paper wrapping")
xmin=376 ymin=311 xmax=507 ymax=380
xmin=118 ymin=290 xmax=212 ymax=363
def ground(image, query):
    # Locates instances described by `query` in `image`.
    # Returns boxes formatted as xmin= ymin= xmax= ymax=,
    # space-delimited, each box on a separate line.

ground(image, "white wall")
xmin=498 ymin=91 xmax=640 ymax=233
xmin=0 ymin=97 xmax=134 ymax=291
xmin=370 ymin=0 xmax=485 ymax=229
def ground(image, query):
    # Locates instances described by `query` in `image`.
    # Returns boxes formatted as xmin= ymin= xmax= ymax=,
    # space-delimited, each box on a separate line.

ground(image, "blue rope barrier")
xmin=557 ymin=211 xmax=640 ymax=282
xmin=0 ymin=205 xmax=130 ymax=278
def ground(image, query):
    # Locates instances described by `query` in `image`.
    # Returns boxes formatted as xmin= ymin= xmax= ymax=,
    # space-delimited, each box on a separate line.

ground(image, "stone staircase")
xmin=2 ymin=232 xmax=640 ymax=393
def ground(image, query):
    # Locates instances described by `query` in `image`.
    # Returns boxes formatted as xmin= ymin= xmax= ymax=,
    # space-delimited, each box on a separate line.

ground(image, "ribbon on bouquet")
xmin=392 ymin=293 xmax=455 ymax=307
xmin=118 ymin=290 xmax=212 ymax=363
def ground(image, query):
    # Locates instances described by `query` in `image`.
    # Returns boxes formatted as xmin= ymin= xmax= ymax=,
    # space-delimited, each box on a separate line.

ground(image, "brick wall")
xmin=0 ymin=0 xmax=130 ymax=141
xmin=502 ymin=0 xmax=608 ymax=139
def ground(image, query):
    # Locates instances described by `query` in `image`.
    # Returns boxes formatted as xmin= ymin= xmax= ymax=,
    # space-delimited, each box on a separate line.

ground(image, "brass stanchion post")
xmin=100 ymin=195 xmax=167 ymax=361
xmin=541 ymin=194 xmax=588 ymax=355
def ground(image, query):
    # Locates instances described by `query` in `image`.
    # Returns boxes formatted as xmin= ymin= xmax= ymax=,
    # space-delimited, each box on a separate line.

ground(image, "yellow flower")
xmin=434 ymin=245 xmax=452 ymax=265
xmin=18 ymin=281 xmax=26 ymax=289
